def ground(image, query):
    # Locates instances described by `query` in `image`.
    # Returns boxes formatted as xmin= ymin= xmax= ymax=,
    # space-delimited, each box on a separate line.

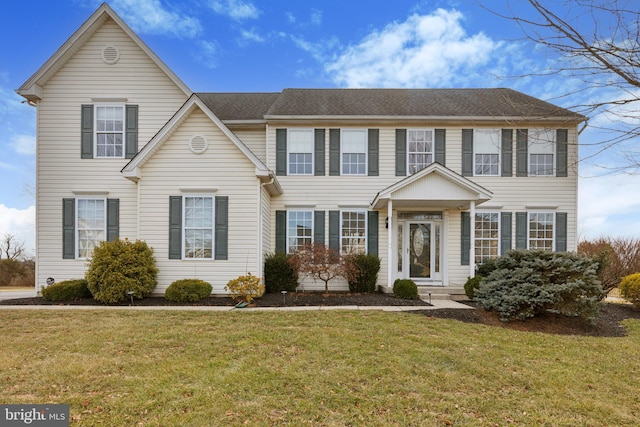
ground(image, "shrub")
xmin=264 ymin=252 xmax=298 ymax=293
xmin=344 ymin=254 xmax=381 ymax=293
xmin=393 ymin=279 xmax=418 ymax=299
xmin=619 ymin=273 xmax=640 ymax=307
xmin=165 ymin=279 xmax=212 ymax=303
xmin=42 ymin=279 xmax=91 ymax=301
xmin=464 ymin=276 xmax=483 ymax=299
xmin=475 ymin=249 xmax=604 ymax=322
xmin=476 ymin=259 xmax=498 ymax=277
xmin=225 ymin=273 xmax=265 ymax=303
xmin=86 ymin=239 xmax=158 ymax=304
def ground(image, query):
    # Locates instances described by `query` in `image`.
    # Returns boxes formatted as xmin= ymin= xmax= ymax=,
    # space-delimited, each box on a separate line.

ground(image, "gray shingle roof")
xmin=196 ymin=92 xmax=280 ymax=121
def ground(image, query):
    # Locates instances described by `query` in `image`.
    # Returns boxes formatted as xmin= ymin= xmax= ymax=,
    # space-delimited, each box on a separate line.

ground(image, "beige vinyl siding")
xmin=35 ymin=18 xmax=188 ymax=289
xmin=231 ymin=128 xmax=267 ymax=164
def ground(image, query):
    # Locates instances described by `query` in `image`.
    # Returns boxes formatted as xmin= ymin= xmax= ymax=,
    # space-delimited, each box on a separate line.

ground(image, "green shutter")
xmin=556 ymin=129 xmax=568 ymax=177
xmin=461 ymin=212 xmax=470 ymax=266
xmin=515 ymin=212 xmax=527 ymax=249
xmin=368 ymin=129 xmax=379 ymax=176
xmin=395 ymin=129 xmax=407 ymax=176
xmin=168 ymin=196 xmax=182 ymax=259
xmin=314 ymin=129 xmax=325 ymax=176
xmin=461 ymin=129 xmax=473 ymax=176
xmin=215 ymin=196 xmax=228 ymax=260
xmin=276 ymin=129 xmax=287 ymax=176
xmin=329 ymin=129 xmax=340 ymax=176
xmin=556 ymin=212 xmax=567 ymax=252
xmin=516 ymin=129 xmax=528 ymax=177
xmin=314 ymin=210 xmax=325 ymax=245
xmin=106 ymin=199 xmax=119 ymax=242
xmin=367 ymin=211 xmax=379 ymax=256
xmin=125 ymin=105 xmax=138 ymax=159
xmin=275 ymin=210 xmax=286 ymax=253
xmin=62 ymin=198 xmax=75 ymax=259
xmin=500 ymin=212 xmax=512 ymax=255
xmin=328 ymin=210 xmax=340 ymax=250
xmin=501 ymin=129 xmax=513 ymax=177
xmin=81 ymin=105 xmax=93 ymax=159
xmin=435 ymin=129 xmax=446 ymax=165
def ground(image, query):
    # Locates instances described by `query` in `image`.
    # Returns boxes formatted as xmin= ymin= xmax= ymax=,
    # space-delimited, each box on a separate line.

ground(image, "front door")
xmin=402 ymin=221 xmax=441 ymax=281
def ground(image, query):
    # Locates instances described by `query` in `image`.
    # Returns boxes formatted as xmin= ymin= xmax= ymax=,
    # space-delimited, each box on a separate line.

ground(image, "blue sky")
xmin=1 ymin=0 xmax=639 ymax=255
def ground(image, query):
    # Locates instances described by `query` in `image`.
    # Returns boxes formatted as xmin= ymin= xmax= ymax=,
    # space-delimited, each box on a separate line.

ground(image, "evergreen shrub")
xmin=42 ymin=279 xmax=91 ymax=301
xmin=345 ymin=254 xmax=381 ymax=293
xmin=264 ymin=252 xmax=298 ymax=293
xmin=393 ymin=279 xmax=418 ymax=299
xmin=619 ymin=273 xmax=640 ymax=307
xmin=226 ymin=273 xmax=265 ymax=303
xmin=165 ymin=279 xmax=212 ymax=302
xmin=464 ymin=276 xmax=483 ymax=299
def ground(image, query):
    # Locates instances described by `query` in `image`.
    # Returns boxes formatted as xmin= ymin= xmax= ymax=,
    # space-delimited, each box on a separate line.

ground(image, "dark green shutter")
xmin=368 ymin=129 xmax=379 ymax=176
xmin=516 ymin=129 xmax=528 ymax=177
xmin=63 ymin=198 xmax=75 ymax=259
xmin=501 ymin=129 xmax=513 ymax=177
xmin=168 ymin=196 xmax=182 ymax=259
xmin=328 ymin=210 xmax=340 ymax=250
xmin=275 ymin=210 xmax=286 ymax=253
xmin=314 ymin=129 xmax=325 ymax=176
xmin=314 ymin=210 xmax=325 ymax=245
xmin=435 ymin=129 xmax=446 ymax=165
xmin=276 ymin=129 xmax=287 ymax=176
xmin=215 ymin=196 xmax=228 ymax=260
xmin=367 ymin=211 xmax=379 ymax=256
xmin=461 ymin=129 xmax=473 ymax=176
xmin=329 ymin=129 xmax=340 ymax=176
xmin=556 ymin=129 xmax=568 ymax=177
xmin=106 ymin=199 xmax=119 ymax=242
xmin=556 ymin=212 xmax=567 ymax=252
xmin=515 ymin=212 xmax=527 ymax=249
xmin=125 ymin=105 xmax=138 ymax=159
xmin=81 ymin=105 xmax=93 ymax=159
xmin=395 ymin=129 xmax=407 ymax=176
xmin=461 ymin=211 xmax=470 ymax=266
xmin=500 ymin=212 xmax=512 ymax=255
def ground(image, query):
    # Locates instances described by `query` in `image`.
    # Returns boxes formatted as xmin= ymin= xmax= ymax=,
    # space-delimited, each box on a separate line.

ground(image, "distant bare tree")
xmin=579 ymin=236 xmax=640 ymax=292
xmin=0 ymin=233 xmax=26 ymax=261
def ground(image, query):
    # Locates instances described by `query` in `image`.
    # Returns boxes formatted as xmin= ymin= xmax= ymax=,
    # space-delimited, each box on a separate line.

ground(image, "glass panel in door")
xmin=409 ymin=223 xmax=431 ymax=279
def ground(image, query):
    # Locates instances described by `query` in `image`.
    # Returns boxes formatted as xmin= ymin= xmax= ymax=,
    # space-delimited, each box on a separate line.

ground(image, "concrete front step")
xmin=418 ymin=286 xmax=466 ymax=302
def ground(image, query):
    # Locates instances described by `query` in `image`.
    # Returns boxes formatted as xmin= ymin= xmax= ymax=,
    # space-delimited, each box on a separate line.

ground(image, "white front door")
xmin=402 ymin=221 xmax=442 ymax=282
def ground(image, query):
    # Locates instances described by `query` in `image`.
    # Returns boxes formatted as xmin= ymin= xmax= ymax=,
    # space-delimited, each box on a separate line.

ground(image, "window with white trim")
xmin=77 ymin=198 xmax=106 ymax=259
xmin=184 ymin=196 xmax=214 ymax=259
xmin=287 ymin=210 xmax=313 ymax=253
xmin=529 ymin=212 xmax=554 ymax=251
xmin=474 ymin=212 xmax=499 ymax=263
xmin=341 ymin=129 xmax=367 ymax=175
xmin=341 ymin=210 xmax=366 ymax=254
xmin=288 ymin=129 xmax=313 ymax=175
xmin=529 ymin=129 xmax=555 ymax=176
xmin=95 ymin=105 xmax=125 ymax=158
xmin=407 ymin=129 xmax=433 ymax=174
xmin=474 ymin=129 xmax=500 ymax=176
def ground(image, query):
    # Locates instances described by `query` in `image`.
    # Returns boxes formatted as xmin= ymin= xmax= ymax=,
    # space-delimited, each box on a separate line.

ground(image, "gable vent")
xmin=102 ymin=45 xmax=120 ymax=64
xmin=189 ymin=135 xmax=208 ymax=154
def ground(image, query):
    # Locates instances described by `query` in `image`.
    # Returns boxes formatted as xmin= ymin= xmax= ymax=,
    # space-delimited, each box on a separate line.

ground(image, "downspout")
xmin=258 ymin=176 xmax=275 ymax=279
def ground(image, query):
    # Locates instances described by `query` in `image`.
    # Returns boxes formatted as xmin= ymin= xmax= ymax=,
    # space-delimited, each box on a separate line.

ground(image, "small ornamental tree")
xmin=291 ymin=243 xmax=346 ymax=294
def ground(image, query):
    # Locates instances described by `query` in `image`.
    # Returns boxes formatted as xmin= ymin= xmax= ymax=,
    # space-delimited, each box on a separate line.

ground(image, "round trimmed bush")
xmin=264 ymin=252 xmax=298 ymax=293
xmin=345 ymin=254 xmax=381 ymax=293
xmin=165 ymin=279 xmax=212 ymax=302
xmin=464 ymin=275 xmax=482 ymax=299
xmin=86 ymin=239 xmax=158 ymax=304
xmin=393 ymin=279 xmax=418 ymax=299
xmin=225 ymin=273 xmax=264 ymax=303
xmin=42 ymin=279 xmax=91 ymax=301
xmin=619 ymin=273 xmax=640 ymax=307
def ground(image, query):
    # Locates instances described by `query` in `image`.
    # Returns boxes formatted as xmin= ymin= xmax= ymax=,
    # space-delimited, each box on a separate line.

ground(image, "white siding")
xmin=231 ymin=128 xmax=267 ymax=164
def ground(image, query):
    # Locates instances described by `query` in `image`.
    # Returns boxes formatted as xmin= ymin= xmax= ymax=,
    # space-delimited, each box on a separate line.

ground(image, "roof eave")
xmin=264 ymin=115 xmax=586 ymax=123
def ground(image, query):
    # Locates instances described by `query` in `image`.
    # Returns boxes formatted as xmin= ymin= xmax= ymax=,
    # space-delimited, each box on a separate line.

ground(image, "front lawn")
xmin=1 ymin=309 xmax=638 ymax=426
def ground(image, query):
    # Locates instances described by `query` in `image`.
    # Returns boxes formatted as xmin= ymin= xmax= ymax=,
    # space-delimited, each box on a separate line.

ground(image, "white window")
xmin=184 ymin=196 xmax=214 ymax=259
xmin=475 ymin=212 xmax=499 ymax=264
xmin=407 ymin=129 xmax=433 ymax=174
xmin=287 ymin=210 xmax=313 ymax=253
xmin=95 ymin=105 xmax=125 ymax=158
xmin=529 ymin=129 xmax=555 ymax=176
xmin=474 ymin=129 xmax=500 ymax=176
xmin=288 ymin=129 xmax=313 ymax=175
xmin=341 ymin=129 xmax=367 ymax=175
xmin=77 ymin=198 xmax=106 ymax=259
xmin=529 ymin=212 xmax=554 ymax=251
xmin=341 ymin=210 xmax=366 ymax=254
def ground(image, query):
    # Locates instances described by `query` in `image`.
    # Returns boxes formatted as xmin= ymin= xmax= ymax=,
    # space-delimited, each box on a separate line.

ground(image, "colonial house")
xmin=18 ymin=3 xmax=585 ymax=297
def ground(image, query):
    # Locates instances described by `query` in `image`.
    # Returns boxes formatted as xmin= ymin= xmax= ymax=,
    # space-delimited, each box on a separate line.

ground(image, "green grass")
xmin=1 ymin=309 xmax=639 ymax=426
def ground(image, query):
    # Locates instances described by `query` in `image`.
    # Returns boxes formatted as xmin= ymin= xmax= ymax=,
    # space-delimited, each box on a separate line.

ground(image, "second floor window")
xmin=95 ymin=105 xmax=125 ymax=158
xmin=408 ymin=129 xmax=433 ymax=174
xmin=341 ymin=130 xmax=367 ymax=175
xmin=529 ymin=129 xmax=555 ymax=176
xmin=474 ymin=129 xmax=500 ymax=176
xmin=288 ymin=129 xmax=314 ymax=175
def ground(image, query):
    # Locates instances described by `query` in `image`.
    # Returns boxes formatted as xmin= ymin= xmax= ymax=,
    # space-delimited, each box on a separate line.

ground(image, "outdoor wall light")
xmin=385 ymin=217 xmax=389 ymax=229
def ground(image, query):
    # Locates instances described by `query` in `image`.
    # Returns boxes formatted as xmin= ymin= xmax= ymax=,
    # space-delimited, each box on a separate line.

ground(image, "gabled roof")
xmin=196 ymin=92 xmax=281 ymax=122
xmin=17 ymin=2 xmax=191 ymax=103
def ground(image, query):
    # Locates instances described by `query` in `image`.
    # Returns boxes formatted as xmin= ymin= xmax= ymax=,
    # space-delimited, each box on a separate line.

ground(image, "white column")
xmin=387 ymin=200 xmax=393 ymax=289
xmin=469 ymin=200 xmax=476 ymax=278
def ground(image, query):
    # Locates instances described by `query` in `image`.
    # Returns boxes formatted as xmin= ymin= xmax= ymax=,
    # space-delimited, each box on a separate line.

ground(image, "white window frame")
xmin=474 ymin=129 xmax=501 ymax=176
xmin=528 ymin=129 xmax=555 ymax=176
xmin=528 ymin=212 xmax=555 ymax=251
xmin=76 ymin=198 xmax=106 ymax=259
xmin=287 ymin=129 xmax=314 ymax=175
xmin=474 ymin=211 xmax=500 ymax=264
xmin=286 ymin=210 xmax=313 ymax=253
xmin=183 ymin=195 xmax=215 ymax=260
xmin=341 ymin=129 xmax=367 ymax=176
xmin=94 ymin=104 xmax=125 ymax=158
xmin=407 ymin=129 xmax=434 ymax=175
xmin=340 ymin=209 xmax=367 ymax=254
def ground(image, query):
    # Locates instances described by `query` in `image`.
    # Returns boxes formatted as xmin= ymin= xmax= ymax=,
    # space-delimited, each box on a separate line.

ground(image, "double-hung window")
xmin=529 ymin=129 xmax=555 ymax=176
xmin=287 ymin=210 xmax=313 ymax=253
xmin=288 ymin=129 xmax=314 ymax=175
xmin=184 ymin=196 xmax=214 ymax=259
xmin=529 ymin=212 xmax=554 ymax=251
xmin=95 ymin=105 xmax=125 ymax=158
xmin=407 ymin=129 xmax=433 ymax=174
xmin=474 ymin=129 xmax=500 ymax=176
xmin=77 ymin=198 xmax=106 ymax=259
xmin=341 ymin=130 xmax=367 ymax=175
xmin=341 ymin=210 xmax=366 ymax=254
xmin=474 ymin=212 xmax=499 ymax=263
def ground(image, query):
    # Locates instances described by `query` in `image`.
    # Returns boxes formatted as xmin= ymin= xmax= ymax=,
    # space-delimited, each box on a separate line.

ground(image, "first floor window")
xmin=287 ymin=210 xmax=313 ymax=253
xmin=529 ymin=212 xmax=554 ymax=251
xmin=95 ymin=105 xmax=125 ymax=158
xmin=341 ymin=210 xmax=366 ymax=254
xmin=408 ymin=129 xmax=433 ymax=174
xmin=341 ymin=129 xmax=367 ymax=175
xmin=184 ymin=196 xmax=214 ymax=259
xmin=475 ymin=212 xmax=499 ymax=264
xmin=288 ymin=129 xmax=313 ymax=174
xmin=77 ymin=198 xmax=106 ymax=259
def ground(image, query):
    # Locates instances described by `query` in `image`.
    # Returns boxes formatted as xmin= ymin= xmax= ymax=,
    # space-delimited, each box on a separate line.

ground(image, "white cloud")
xmin=194 ymin=40 xmax=220 ymax=69
xmin=10 ymin=134 xmax=36 ymax=156
xmin=0 ymin=204 xmax=35 ymax=256
xmin=110 ymin=0 xmax=202 ymax=38
xmin=239 ymin=28 xmax=264 ymax=44
xmin=209 ymin=0 xmax=260 ymax=20
xmin=310 ymin=9 xmax=322 ymax=26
